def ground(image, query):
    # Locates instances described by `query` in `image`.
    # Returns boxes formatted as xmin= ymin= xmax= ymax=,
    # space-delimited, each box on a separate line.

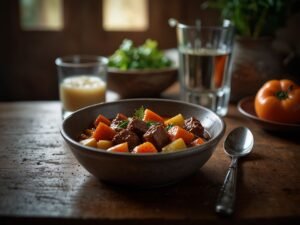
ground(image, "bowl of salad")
xmin=60 ymin=99 xmax=225 ymax=188
xmin=107 ymin=39 xmax=178 ymax=98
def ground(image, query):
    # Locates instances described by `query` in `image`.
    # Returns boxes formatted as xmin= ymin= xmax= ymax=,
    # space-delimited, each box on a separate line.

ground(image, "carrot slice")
xmin=132 ymin=142 xmax=158 ymax=154
xmin=92 ymin=122 xmax=117 ymax=141
xmin=143 ymin=109 xmax=164 ymax=123
xmin=168 ymin=125 xmax=194 ymax=144
xmin=107 ymin=142 xmax=129 ymax=153
xmin=94 ymin=114 xmax=111 ymax=127
xmin=191 ymin=137 xmax=205 ymax=146
xmin=214 ymin=55 xmax=226 ymax=88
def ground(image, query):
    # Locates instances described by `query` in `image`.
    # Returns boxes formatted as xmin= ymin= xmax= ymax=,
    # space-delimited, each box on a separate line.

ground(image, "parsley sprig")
xmin=133 ymin=106 xmax=145 ymax=120
xmin=117 ymin=120 xmax=129 ymax=129
xmin=146 ymin=121 xmax=160 ymax=128
xmin=165 ymin=124 xmax=174 ymax=131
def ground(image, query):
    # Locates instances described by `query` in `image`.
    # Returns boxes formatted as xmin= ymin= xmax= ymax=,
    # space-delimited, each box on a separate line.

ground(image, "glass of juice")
xmin=175 ymin=21 xmax=234 ymax=116
xmin=55 ymin=55 xmax=108 ymax=119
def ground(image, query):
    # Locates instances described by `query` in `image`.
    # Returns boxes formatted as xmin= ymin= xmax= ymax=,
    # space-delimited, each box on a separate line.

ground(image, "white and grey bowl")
xmin=61 ymin=99 xmax=225 ymax=188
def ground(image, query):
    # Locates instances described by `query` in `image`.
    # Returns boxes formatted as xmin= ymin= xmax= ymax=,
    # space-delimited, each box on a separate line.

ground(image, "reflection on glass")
xmin=20 ymin=0 xmax=63 ymax=30
xmin=103 ymin=0 xmax=148 ymax=31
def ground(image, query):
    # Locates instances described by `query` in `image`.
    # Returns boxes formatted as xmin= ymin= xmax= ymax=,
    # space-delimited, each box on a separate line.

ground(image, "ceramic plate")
xmin=237 ymin=96 xmax=300 ymax=132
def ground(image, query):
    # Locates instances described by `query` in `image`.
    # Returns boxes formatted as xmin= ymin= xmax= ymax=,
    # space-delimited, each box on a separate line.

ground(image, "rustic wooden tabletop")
xmin=0 ymin=101 xmax=299 ymax=225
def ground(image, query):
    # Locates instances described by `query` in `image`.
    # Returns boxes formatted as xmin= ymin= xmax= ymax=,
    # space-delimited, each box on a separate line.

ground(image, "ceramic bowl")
xmin=238 ymin=96 xmax=300 ymax=133
xmin=107 ymin=68 xmax=178 ymax=98
xmin=61 ymin=99 xmax=225 ymax=188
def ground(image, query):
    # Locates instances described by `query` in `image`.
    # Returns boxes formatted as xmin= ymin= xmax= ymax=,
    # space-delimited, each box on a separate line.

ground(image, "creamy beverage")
xmin=60 ymin=75 xmax=106 ymax=112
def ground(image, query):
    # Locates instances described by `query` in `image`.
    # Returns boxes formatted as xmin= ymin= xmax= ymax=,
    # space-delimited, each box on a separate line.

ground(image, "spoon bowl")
xmin=216 ymin=127 xmax=254 ymax=215
xmin=224 ymin=127 xmax=254 ymax=157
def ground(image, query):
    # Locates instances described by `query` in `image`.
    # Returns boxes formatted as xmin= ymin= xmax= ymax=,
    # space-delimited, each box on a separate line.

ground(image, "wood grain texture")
xmin=0 ymin=102 xmax=299 ymax=225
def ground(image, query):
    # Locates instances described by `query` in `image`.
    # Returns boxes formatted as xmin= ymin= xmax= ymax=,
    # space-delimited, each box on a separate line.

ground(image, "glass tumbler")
xmin=176 ymin=22 xmax=234 ymax=116
xmin=55 ymin=55 xmax=108 ymax=119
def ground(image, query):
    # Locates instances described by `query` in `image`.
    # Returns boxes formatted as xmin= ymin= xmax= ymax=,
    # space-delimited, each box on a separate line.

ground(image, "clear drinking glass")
xmin=175 ymin=22 xmax=234 ymax=116
xmin=55 ymin=55 xmax=108 ymax=119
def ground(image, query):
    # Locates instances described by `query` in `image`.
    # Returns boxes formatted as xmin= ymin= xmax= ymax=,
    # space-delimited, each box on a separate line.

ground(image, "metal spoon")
xmin=215 ymin=127 xmax=254 ymax=216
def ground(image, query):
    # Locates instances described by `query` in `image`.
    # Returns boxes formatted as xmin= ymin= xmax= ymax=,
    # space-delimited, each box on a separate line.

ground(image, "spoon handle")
xmin=215 ymin=157 xmax=238 ymax=215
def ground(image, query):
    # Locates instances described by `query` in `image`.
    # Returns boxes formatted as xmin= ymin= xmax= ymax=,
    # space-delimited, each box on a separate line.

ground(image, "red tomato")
xmin=254 ymin=79 xmax=300 ymax=123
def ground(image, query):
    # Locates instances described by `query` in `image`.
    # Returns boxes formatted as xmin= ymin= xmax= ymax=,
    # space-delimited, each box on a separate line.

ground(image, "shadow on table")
xmin=71 ymin=165 xmax=257 ymax=220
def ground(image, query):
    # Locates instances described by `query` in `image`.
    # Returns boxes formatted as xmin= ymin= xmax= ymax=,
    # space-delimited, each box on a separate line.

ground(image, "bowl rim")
xmin=61 ymin=98 xmax=225 ymax=159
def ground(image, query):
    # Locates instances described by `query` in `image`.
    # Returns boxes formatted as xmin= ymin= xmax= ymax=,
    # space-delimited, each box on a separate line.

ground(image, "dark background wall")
xmin=1 ymin=0 xmax=299 ymax=101
xmin=1 ymin=0 xmax=219 ymax=101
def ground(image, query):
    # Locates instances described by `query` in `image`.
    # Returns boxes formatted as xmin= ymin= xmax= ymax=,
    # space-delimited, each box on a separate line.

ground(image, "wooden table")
xmin=0 ymin=101 xmax=299 ymax=225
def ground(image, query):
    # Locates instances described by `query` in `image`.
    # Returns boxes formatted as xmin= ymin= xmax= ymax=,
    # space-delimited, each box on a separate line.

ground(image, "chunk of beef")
xmin=112 ymin=129 xmax=140 ymax=150
xmin=127 ymin=118 xmax=148 ymax=137
xmin=184 ymin=117 xmax=204 ymax=138
xmin=110 ymin=113 xmax=128 ymax=131
xmin=143 ymin=125 xmax=170 ymax=151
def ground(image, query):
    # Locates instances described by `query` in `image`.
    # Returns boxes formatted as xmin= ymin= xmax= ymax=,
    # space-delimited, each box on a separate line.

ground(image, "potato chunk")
xmin=80 ymin=138 xmax=97 ymax=147
xmin=162 ymin=138 xmax=187 ymax=153
xmin=97 ymin=140 xmax=113 ymax=149
xmin=164 ymin=114 xmax=185 ymax=127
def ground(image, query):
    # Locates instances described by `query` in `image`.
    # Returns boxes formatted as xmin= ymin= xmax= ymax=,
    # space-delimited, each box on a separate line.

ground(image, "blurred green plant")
xmin=108 ymin=39 xmax=172 ymax=70
xmin=202 ymin=0 xmax=287 ymax=38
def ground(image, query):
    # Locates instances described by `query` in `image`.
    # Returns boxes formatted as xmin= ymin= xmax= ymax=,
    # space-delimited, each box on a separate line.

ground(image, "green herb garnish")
xmin=134 ymin=106 xmax=145 ymax=120
xmin=165 ymin=124 xmax=174 ymax=131
xmin=146 ymin=121 xmax=160 ymax=128
xmin=117 ymin=120 xmax=129 ymax=129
